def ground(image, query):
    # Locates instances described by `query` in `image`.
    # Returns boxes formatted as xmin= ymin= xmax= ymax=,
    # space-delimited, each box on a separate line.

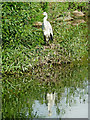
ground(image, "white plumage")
xmin=42 ymin=12 xmax=53 ymax=44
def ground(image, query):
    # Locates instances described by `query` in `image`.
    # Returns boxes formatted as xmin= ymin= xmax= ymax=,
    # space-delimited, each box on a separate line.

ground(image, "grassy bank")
xmin=2 ymin=2 xmax=88 ymax=75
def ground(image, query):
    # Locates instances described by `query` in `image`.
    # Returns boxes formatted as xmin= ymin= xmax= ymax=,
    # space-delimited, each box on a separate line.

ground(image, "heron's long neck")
xmin=43 ymin=15 xmax=48 ymax=23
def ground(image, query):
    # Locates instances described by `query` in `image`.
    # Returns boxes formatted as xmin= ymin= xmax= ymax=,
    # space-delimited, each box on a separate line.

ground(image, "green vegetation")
xmin=2 ymin=2 xmax=88 ymax=74
xmin=2 ymin=2 xmax=88 ymax=119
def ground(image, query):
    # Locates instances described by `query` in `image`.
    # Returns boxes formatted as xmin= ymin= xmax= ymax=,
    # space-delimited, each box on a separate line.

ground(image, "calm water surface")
xmin=32 ymin=82 xmax=88 ymax=118
xmin=3 ymin=62 xmax=88 ymax=118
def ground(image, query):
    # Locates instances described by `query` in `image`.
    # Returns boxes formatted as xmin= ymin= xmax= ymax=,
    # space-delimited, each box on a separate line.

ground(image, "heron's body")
xmin=42 ymin=12 xmax=53 ymax=44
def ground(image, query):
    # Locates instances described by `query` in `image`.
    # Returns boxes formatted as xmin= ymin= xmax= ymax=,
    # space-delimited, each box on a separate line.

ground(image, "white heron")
xmin=42 ymin=12 xmax=53 ymax=44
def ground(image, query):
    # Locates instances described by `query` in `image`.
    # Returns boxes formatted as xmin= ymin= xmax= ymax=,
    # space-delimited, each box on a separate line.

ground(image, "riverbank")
xmin=2 ymin=3 xmax=88 ymax=75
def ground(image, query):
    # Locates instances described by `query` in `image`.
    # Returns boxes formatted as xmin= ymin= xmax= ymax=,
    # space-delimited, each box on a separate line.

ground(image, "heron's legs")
xmin=44 ymin=35 xmax=46 ymax=43
xmin=43 ymin=35 xmax=47 ymax=45
xmin=49 ymin=33 xmax=53 ymax=41
xmin=43 ymin=34 xmax=50 ymax=46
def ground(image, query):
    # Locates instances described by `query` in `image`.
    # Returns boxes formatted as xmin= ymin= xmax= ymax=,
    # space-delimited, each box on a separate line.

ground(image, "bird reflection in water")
xmin=47 ymin=92 xmax=56 ymax=116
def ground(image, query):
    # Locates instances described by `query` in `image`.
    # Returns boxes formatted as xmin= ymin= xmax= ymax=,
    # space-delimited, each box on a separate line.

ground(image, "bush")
xmin=2 ymin=2 xmax=44 ymax=49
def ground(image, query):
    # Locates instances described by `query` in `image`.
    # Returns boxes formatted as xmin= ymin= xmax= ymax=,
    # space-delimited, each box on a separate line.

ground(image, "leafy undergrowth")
xmin=2 ymin=2 xmax=88 ymax=75
xmin=2 ymin=21 xmax=88 ymax=75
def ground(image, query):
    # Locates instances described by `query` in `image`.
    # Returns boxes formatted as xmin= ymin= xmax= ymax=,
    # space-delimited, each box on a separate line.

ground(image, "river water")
xmin=32 ymin=83 xmax=88 ymax=118
xmin=3 ymin=62 xmax=88 ymax=118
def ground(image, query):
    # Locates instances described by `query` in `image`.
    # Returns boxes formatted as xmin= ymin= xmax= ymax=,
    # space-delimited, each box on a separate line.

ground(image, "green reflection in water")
xmin=2 ymin=60 xmax=88 ymax=118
